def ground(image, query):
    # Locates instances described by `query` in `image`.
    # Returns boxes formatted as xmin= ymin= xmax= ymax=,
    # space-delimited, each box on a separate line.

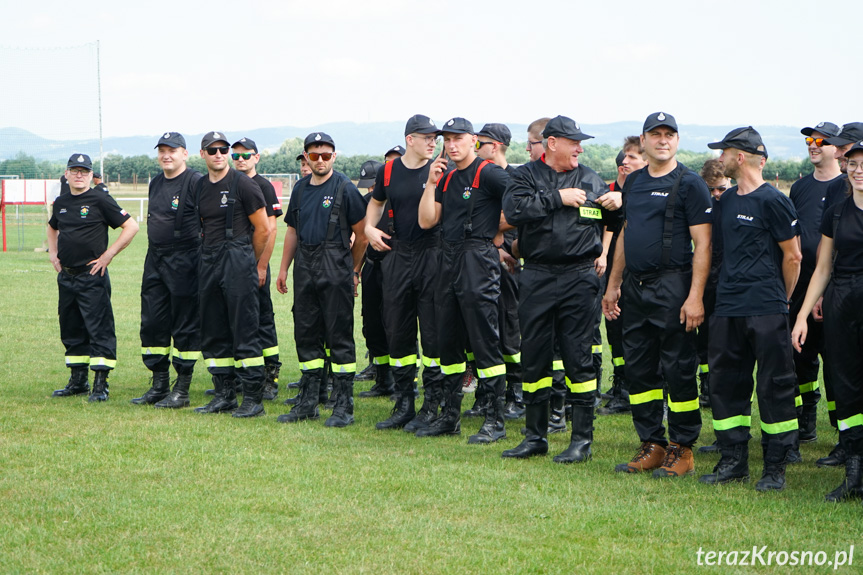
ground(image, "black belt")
xmin=149 ymin=238 xmax=201 ymax=253
xmin=629 ymin=264 xmax=692 ymax=282
xmin=524 ymin=256 xmax=595 ymax=272
xmin=62 ymin=264 xmax=92 ymax=276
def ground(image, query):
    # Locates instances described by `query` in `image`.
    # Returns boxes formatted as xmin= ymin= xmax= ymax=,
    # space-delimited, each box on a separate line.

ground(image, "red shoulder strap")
xmin=384 ymin=159 xmax=394 ymax=187
xmin=472 ymin=159 xmax=493 ymax=188
xmin=442 ymin=170 xmax=456 ymax=192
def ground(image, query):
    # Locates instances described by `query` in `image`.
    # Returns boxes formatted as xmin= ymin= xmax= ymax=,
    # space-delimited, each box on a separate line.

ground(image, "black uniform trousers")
xmin=382 ymin=235 xmax=440 ymax=390
xmin=789 ymin=279 xmax=829 ymax=423
xmin=140 ymin=241 xmax=201 ymax=374
xmin=592 ymin=272 xmax=606 ymax=383
xmin=436 ymin=239 xmax=505 ymax=398
xmin=823 ymin=275 xmax=863 ymax=456
xmin=362 ymin=253 xmax=390 ymax=365
xmin=258 ymin=265 xmax=280 ymax=367
xmin=199 ymin=237 xmax=264 ymax=387
xmin=499 ymin=261 xmax=521 ymax=385
xmin=696 ymin=276 xmax=717 ymax=377
xmin=708 ymin=314 xmax=798 ymax=451
xmin=58 ymin=267 xmax=116 ymax=371
xmin=519 ymin=259 xmax=599 ymax=407
xmin=604 ymin=246 xmax=625 ymax=378
xmin=293 ymin=242 xmax=356 ymax=376
xmin=622 ymin=269 xmax=701 ymax=447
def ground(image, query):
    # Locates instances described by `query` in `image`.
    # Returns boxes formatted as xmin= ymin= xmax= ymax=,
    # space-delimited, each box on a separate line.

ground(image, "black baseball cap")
xmin=295 ymin=153 xmax=305 ymax=162
xmin=615 ymin=150 xmax=625 ymax=168
xmin=304 ymin=132 xmax=336 ymax=151
xmin=643 ymin=111 xmax=678 ymax=133
xmin=92 ymin=172 xmax=102 ymax=179
xmin=843 ymin=140 xmax=863 ymax=157
xmin=801 ymin=122 xmax=840 ymax=138
xmin=67 ymin=153 xmax=93 ymax=170
xmin=826 ymin=122 xmax=863 ymax=146
xmin=542 ymin=115 xmax=594 ymax=141
xmin=155 ymin=132 xmax=186 ymax=149
xmin=231 ymin=137 xmax=258 ymax=153
xmin=201 ymin=131 xmax=229 ymax=149
xmin=405 ymin=114 xmax=439 ymax=136
xmin=707 ymin=126 xmax=768 ymax=159
xmin=384 ymin=145 xmax=405 ymax=158
xmin=439 ymin=117 xmax=474 ymax=135
xmin=357 ymin=160 xmax=384 ymax=188
xmin=477 ymin=123 xmax=512 ymax=146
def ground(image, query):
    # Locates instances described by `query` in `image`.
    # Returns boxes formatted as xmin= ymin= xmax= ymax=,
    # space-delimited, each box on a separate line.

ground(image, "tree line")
xmin=0 ymin=140 xmax=817 ymax=183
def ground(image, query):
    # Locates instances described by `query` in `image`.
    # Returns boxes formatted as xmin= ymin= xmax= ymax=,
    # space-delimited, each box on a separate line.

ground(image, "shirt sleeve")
xmin=371 ymin=164 xmax=388 ymax=202
xmin=343 ymin=181 xmax=368 ymax=227
xmin=819 ymin=200 xmax=838 ymax=238
xmin=239 ymin=176 xmax=266 ymax=216
xmin=766 ymin=191 xmax=800 ymax=243
xmin=434 ymin=171 xmax=449 ymax=204
xmin=101 ymin=194 xmax=132 ymax=229
xmin=683 ymin=172 xmax=713 ymax=226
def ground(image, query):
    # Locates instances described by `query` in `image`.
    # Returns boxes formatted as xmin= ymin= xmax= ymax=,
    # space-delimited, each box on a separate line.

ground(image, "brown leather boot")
xmin=615 ymin=441 xmax=666 ymax=473
xmin=652 ymin=442 xmax=694 ymax=478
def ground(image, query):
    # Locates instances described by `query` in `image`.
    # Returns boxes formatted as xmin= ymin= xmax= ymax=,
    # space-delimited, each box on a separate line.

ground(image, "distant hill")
xmin=0 ymin=121 xmax=811 ymax=161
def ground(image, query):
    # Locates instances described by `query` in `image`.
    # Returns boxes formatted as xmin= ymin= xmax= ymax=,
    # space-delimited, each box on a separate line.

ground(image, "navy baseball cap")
xmin=708 ymin=126 xmax=768 ymax=159
xmin=385 ymin=145 xmax=405 ymax=158
xmin=304 ymin=132 xmax=336 ymax=151
xmin=67 ymin=153 xmax=93 ymax=170
xmin=801 ymin=122 xmax=840 ymax=138
xmin=477 ymin=123 xmax=512 ymax=146
xmin=357 ymin=160 xmax=383 ymax=188
xmin=542 ymin=116 xmax=594 ymax=141
xmin=155 ymin=132 xmax=186 ymax=149
xmin=231 ymin=137 xmax=258 ymax=153
xmin=201 ymin=131 xmax=229 ymax=149
xmin=295 ymin=153 xmax=305 ymax=162
xmin=843 ymin=140 xmax=863 ymax=157
xmin=826 ymin=122 xmax=863 ymax=146
xmin=643 ymin=111 xmax=678 ymax=133
xmin=615 ymin=150 xmax=625 ymax=168
xmin=405 ymin=114 xmax=439 ymax=136
xmin=439 ymin=117 xmax=474 ymax=135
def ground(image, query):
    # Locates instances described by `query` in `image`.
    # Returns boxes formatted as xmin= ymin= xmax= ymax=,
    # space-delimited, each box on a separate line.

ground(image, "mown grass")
xmin=0 ymin=217 xmax=859 ymax=574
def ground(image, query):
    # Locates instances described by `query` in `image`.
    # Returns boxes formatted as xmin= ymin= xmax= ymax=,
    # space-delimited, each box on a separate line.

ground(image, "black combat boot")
xmin=325 ymin=375 xmax=355 ymax=427
xmin=798 ymin=404 xmax=817 ymax=443
xmin=825 ymin=455 xmax=863 ymax=502
xmin=463 ymin=387 xmax=491 ymax=418
xmin=131 ymin=371 xmax=171 ymax=405
xmin=553 ymin=403 xmax=594 ymax=464
xmin=502 ymin=401 xmax=549 ymax=459
xmin=233 ymin=369 xmax=265 ymax=418
xmin=278 ymin=371 xmax=321 ymax=423
xmin=597 ymin=374 xmax=630 ymax=415
xmin=354 ymin=357 xmax=375 ymax=382
xmin=817 ymin=442 xmax=847 ymax=468
xmin=404 ymin=378 xmax=443 ymax=433
xmin=262 ymin=363 xmax=280 ymax=401
xmin=698 ymin=371 xmax=711 ymax=408
xmin=503 ymin=381 xmax=525 ymax=420
xmin=88 ymin=370 xmax=109 ymax=402
xmin=698 ymin=442 xmax=750 ymax=484
xmin=756 ymin=443 xmax=788 ymax=492
xmin=377 ymin=377 xmax=416 ymax=430
xmin=52 ymin=366 xmax=90 ymax=397
xmin=468 ymin=395 xmax=506 ymax=444
xmin=416 ymin=379 xmax=462 ymax=437
xmin=154 ymin=371 xmax=193 ymax=409
xmin=548 ymin=392 xmax=567 ymax=434
xmin=194 ymin=374 xmax=238 ymax=414
xmin=359 ymin=364 xmax=395 ymax=398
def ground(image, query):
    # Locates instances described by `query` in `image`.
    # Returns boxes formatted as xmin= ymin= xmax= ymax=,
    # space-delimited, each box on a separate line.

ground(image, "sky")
xmin=1 ymin=0 xmax=861 ymax=140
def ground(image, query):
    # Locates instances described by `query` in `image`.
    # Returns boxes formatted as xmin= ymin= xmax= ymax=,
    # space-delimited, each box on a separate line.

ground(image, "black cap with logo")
xmin=155 ymin=132 xmax=186 ymax=149
xmin=477 ymin=123 xmax=512 ymax=146
xmin=800 ymin=122 xmax=840 ymax=138
xmin=201 ymin=131 xmax=229 ymax=149
xmin=707 ymin=126 xmax=768 ymax=159
xmin=67 ymin=153 xmax=93 ymax=170
xmin=643 ymin=111 xmax=678 ymax=133
xmin=384 ymin=145 xmax=405 ymax=158
xmin=404 ymin=114 xmax=439 ymax=136
xmin=542 ymin=115 xmax=594 ymax=141
xmin=826 ymin=122 xmax=863 ymax=147
xmin=357 ymin=160 xmax=384 ymax=188
xmin=231 ymin=137 xmax=258 ymax=153
xmin=843 ymin=140 xmax=863 ymax=157
xmin=439 ymin=117 xmax=474 ymax=135
xmin=615 ymin=150 xmax=625 ymax=168
xmin=304 ymin=132 xmax=336 ymax=151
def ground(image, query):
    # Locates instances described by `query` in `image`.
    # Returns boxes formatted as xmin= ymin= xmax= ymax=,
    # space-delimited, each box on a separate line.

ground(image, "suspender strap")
xmin=291 ymin=179 xmax=307 ymax=239
xmin=383 ymin=159 xmax=394 ymax=187
xmin=224 ymin=171 xmax=240 ymax=240
xmin=832 ymin=198 xmax=846 ymax=268
xmin=382 ymin=159 xmax=396 ymax=235
xmin=463 ymin=159 xmax=492 ymax=237
xmin=325 ymin=177 xmax=351 ymax=249
xmin=442 ymin=170 xmax=456 ymax=192
xmin=173 ymin=169 xmax=195 ymax=239
xmin=660 ymin=168 xmax=687 ymax=269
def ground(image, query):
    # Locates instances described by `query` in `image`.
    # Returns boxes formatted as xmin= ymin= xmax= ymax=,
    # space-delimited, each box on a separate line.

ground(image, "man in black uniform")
xmin=385 ymin=145 xmax=406 ymax=163
xmin=501 ymin=116 xmax=622 ymax=461
xmin=603 ymin=112 xmax=711 ymax=478
xmin=232 ymin=137 xmax=283 ymax=401
xmin=476 ymin=122 xmax=524 ymax=420
xmin=132 ymin=132 xmax=203 ymax=408
xmin=698 ymin=127 xmax=802 ymax=491
xmin=48 ymin=153 xmax=139 ymax=401
xmin=92 ymin=173 xmax=109 ymax=193
xmin=296 ymin=152 xmax=312 ymax=178
xmin=787 ymin=122 xmax=842 ymax=453
xmin=365 ymin=115 xmax=443 ymax=431
xmin=417 ymin=117 xmax=511 ymax=443
xmin=193 ymin=131 xmax=272 ymax=418
xmin=276 ymin=132 xmax=368 ymax=427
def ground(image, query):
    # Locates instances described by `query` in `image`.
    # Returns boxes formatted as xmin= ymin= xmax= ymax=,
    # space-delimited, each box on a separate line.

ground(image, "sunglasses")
xmin=307 ymin=152 xmax=333 ymax=161
xmin=708 ymin=186 xmax=727 ymax=193
xmin=804 ymin=137 xmax=828 ymax=147
xmin=231 ymin=152 xmax=253 ymax=160
xmin=476 ymin=141 xmax=494 ymax=150
xmin=206 ymin=146 xmax=229 ymax=155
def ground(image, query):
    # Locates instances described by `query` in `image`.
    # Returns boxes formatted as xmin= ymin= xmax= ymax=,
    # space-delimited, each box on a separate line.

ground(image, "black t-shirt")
xmin=715 ymin=183 xmax=800 ymax=317
xmin=824 ymin=174 xmax=849 ymax=211
xmin=622 ymin=163 xmax=712 ymax=274
xmin=372 ymin=158 xmax=435 ymax=242
xmin=93 ymin=183 xmax=109 ymax=193
xmin=253 ymin=174 xmax=283 ymax=218
xmin=285 ymin=172 xmax=366 ymax=245
xmin=198 ymin=168 xmax=266 ymax=247
xmin=789 ymin=173 xmax=842 ymax=278
xmin=434 ymin=157 xmax=510 ymax=243
xmin=147 ymin=168 xmax=203 ymax=245
xmin=49 ymin=188 xmax=131 ymax=268
xmin=820 ymin=196 xmax=863 ymax=276
xmin=709 ymin=195 xmax=724 ymax=282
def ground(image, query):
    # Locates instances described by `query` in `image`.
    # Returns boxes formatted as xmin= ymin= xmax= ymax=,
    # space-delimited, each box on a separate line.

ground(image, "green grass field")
xmin=0 ymin=208 xmax=859 ymax=574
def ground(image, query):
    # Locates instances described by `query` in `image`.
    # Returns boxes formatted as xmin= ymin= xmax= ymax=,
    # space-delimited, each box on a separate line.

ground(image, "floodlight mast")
xmin=97 ymin=40 xmax=103 ymax=179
